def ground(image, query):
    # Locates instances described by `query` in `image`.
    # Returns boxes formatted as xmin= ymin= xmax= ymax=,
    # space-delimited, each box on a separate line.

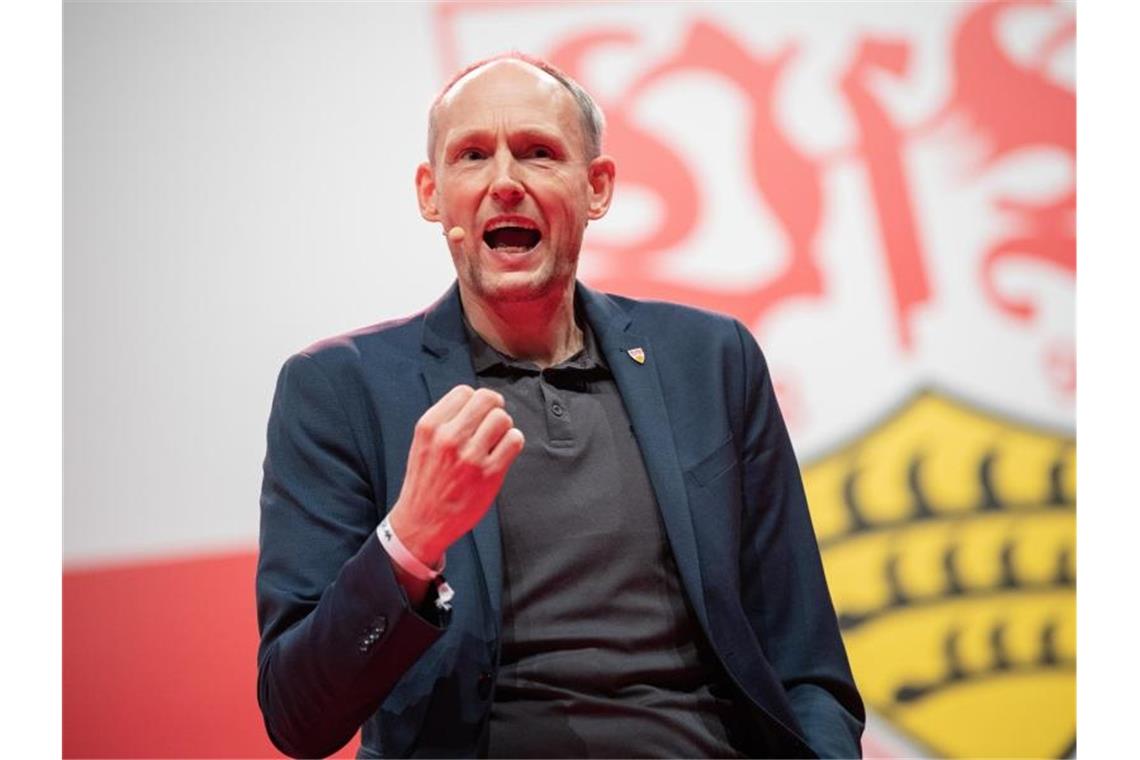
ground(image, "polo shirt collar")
xmin=462 ymin=309 xmax=609 ymax=376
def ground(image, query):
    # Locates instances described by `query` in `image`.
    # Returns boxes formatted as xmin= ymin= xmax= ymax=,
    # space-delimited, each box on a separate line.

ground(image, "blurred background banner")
xmin=63 ymin=1 xmax=1074 ymax=757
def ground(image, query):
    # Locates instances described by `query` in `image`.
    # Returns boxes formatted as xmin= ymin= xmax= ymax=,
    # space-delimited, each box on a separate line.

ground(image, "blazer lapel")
xmin=579 ymin=284 xmax=712 ymax=635
xmin=421 ymin=285 xmax=503 ymax=632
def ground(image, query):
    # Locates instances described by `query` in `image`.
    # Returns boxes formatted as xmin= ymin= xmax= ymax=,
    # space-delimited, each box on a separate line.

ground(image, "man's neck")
xmin=460 ymin=281 xmax=583 ymax=369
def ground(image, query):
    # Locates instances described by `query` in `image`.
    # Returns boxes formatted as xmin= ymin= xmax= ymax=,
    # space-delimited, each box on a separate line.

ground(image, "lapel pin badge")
xmin=627 ymin=347 xmax=646 ymax=364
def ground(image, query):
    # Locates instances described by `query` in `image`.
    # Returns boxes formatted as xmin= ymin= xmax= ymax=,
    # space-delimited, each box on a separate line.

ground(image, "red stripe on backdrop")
xmin=64 ymin=550 xmax=889 ymax=757
xmin=63 ymin=550 xmax=359 ymax=758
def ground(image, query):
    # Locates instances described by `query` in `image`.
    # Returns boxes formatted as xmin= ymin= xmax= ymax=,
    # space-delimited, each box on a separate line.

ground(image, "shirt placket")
xmin=539 ymin=371 xmax=575 ymax=445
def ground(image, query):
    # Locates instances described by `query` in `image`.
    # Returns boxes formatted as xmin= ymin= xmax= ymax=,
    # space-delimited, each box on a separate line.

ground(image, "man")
xmin=257 ymin=53 xmax=863 ymax=758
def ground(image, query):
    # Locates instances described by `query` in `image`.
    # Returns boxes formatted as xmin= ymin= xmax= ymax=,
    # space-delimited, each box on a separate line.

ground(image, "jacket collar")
xmin=419 ymin=281 xmax=711 ymax=637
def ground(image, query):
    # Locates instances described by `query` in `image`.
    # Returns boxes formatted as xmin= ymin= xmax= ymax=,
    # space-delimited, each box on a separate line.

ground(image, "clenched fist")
xmin=387 ymin=385 xmax=525 ymax=571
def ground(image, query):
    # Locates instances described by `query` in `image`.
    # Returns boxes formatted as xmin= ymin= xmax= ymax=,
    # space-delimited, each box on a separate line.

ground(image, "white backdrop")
xmin=66 ymin=2 xmax=457 ymax=563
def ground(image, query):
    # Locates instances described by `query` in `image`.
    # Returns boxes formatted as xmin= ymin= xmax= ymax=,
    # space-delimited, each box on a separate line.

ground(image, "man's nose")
xmin=489 ymin=156 xmax=524 ymax=207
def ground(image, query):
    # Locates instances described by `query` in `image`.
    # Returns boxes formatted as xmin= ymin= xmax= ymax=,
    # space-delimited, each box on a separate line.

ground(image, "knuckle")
xmin=473 ymin=387 xmax=503 ymax=406
xmin=414 ymin=418 xmax=435 ymax=440
xmin=435 ymin=428 xmax=459 ymax=450
xmin=458 ymin=448 xmax=483 ymax=469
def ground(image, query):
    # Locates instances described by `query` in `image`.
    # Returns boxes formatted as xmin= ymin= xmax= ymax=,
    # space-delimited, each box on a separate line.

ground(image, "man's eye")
xmin=527 ymin=146 xmax=555 ymax=159
xmin=459 ymin=149 xmax=486 ymax=161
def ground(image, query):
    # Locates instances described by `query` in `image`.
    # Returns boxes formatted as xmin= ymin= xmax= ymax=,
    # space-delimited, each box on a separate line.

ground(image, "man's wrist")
xmin=386 ymin=505 xmax=446 ymax=567
xmin=378 ymin=516 xmax=445 ymax=581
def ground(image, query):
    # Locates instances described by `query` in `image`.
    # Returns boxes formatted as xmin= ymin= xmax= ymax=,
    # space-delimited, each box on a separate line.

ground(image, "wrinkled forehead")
xmin=432 ymin=60 xmax=584 ymax=154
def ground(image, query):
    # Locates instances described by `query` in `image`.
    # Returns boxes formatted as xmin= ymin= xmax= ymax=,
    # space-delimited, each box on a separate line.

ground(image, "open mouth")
xmin=483 ymin=226 xmax=542 ymax=253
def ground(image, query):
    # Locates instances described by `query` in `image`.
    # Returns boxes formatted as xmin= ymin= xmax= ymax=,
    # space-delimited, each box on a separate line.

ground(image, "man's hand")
xmin=387 ymin=385 xmax=525 ymax=570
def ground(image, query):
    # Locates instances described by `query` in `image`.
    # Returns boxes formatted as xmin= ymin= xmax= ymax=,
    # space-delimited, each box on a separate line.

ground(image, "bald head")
xmin=426 ymin=54 xmax=605 ymax=164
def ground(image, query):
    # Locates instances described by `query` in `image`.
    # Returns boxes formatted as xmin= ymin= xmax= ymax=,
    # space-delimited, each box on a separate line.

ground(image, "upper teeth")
xmin=486 ymin=220 xmax=536 ymax=232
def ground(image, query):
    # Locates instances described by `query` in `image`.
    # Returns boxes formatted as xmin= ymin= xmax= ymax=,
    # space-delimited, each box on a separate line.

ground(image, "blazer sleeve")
xmin=256 ymin=352 xmax=444 ymax=758
xmin=733 ymin=321 xmax=866 ymax=759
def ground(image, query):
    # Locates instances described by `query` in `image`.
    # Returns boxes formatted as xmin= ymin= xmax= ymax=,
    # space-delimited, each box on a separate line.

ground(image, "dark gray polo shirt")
xmin=465 ymin=317 xmax=748 ymax=758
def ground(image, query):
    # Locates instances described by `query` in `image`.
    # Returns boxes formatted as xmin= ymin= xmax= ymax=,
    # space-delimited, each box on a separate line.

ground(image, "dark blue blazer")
xmin=257 ymin=283 xmax=864 ymax=758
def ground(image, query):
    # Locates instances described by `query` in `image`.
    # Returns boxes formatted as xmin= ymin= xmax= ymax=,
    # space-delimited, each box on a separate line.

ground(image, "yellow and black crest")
xmin=802 ymin=390 xmax=1075 ymax=758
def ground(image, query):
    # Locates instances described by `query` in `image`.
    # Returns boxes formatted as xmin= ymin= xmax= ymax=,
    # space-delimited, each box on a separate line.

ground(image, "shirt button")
xmin=551 ymin=403 xmax=564 ymax=417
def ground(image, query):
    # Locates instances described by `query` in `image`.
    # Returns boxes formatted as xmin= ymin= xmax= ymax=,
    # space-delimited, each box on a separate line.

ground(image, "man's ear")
xmin=586 ymin=155 xmax=616 ymax=220
xmin=415 ymin=162 xmax=441 ymax=222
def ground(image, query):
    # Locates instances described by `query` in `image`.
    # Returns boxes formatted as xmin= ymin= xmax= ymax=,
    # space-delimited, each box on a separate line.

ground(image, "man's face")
xmin=416 ymin=61 xmax=614 ymax=304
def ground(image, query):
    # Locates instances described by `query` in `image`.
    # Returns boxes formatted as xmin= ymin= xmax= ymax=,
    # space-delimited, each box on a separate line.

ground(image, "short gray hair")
xmin=427 ymin=51 xmax=606 ymax=162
